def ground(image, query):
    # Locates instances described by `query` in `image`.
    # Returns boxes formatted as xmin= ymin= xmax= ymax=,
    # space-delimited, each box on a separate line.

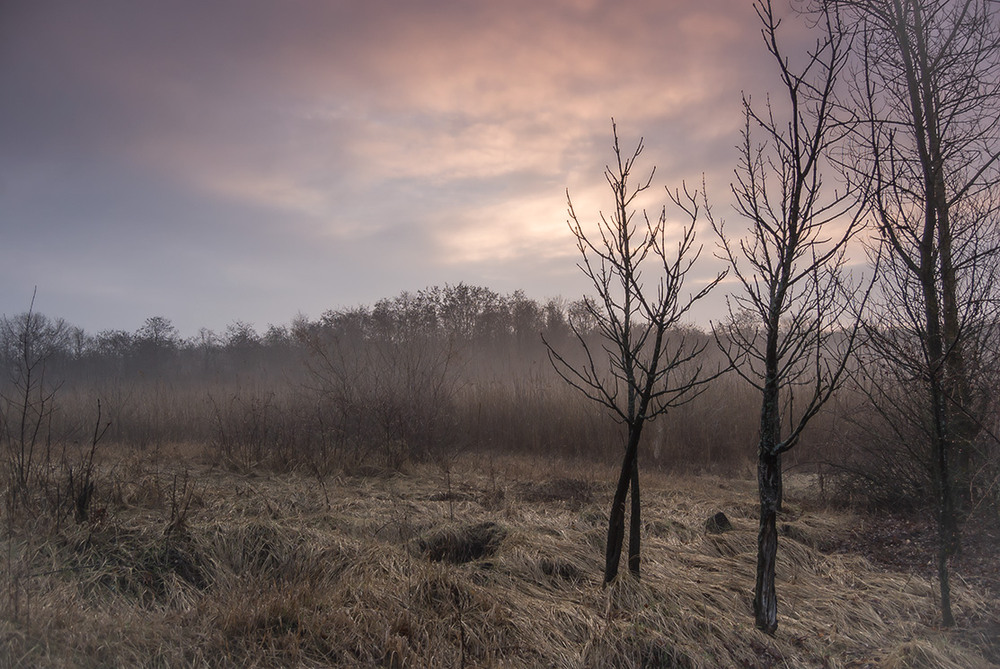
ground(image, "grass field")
xmin=2 ymin=447 xmax=998 ymax=668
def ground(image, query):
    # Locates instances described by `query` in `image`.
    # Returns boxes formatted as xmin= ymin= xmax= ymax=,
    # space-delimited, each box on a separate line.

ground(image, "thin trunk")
xmin=914 ymin=0 xmax=970 ymax=511
xmin=628 ymin=454 xmax=640 ymax=578
xmin=893 ymin=0 xmax=960 ymax=624
xmin=935 ymin=408 xmax=957 ymax=627
xmin=775 ymin=452 xmax=783 ymax=513
xmin=922 ymin=232 xmax=958 ymax=627
xmin=928 ymin=359 xmax=957 ymax=626
xmin=937 ymin=196 xmax=972 ymax=511
xmin=927 ymin=288 xmax=959 ymax=628
xmin=938 ymin=199 xmax=972 ymax=513
xmin=605 ymin=423 xmax=642 ymax=583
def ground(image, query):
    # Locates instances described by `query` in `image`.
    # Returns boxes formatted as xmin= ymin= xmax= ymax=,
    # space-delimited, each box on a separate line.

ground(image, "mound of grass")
xmin=518 ymin=477 xmax=596 ymax=509
xmin=417 ymin=521 xmax=508 ymax=564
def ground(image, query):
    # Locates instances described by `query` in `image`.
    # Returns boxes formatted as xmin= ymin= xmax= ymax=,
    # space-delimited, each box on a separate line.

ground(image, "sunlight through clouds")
xmin=1 ymin=0 xmax=779 ymax=334
xmin=435 ymin=193 xmax=572 ymax=265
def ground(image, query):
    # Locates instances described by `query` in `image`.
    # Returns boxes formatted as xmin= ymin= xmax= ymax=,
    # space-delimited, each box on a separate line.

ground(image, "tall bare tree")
xmin=546 ymin=122 xmax=724 ymax=583
xmin=825 ymin=0 xmax=1000 ymax=626
xmin=710 ymin=1 xmax=867 ymax=633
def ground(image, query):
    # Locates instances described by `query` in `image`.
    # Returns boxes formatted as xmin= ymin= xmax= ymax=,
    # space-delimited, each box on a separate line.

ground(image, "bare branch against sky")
xmin=0 ymin=0 xmax=808 ymax=336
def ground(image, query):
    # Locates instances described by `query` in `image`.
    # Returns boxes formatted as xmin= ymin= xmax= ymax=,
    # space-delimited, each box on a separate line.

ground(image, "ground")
xmin=1 ymin=448 xmax=997 ymax=668
xmin=836 ymin=507 xmax=1000 ymax=665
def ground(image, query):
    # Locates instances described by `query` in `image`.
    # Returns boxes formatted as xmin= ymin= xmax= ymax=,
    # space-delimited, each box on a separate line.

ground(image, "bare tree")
xmin=303 ymin=296 xmax=462 ymax=469
xmin=136 ymin=316 xmax=179 ymax=350
xmin=826 ymin=0 xmax=1000 ymax=626
xmin=1 ymin=295 xmax=69 ymax=500
xmin=709 ymin=1 xmax=867 ymax=633
xmin=545 ymin=122 xmax=724 ymax=583
xmin=134 ymin=315 xmax=180 ymax=371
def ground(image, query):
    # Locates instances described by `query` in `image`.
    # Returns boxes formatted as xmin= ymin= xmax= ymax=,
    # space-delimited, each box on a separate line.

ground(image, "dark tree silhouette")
xmin=545 ymin=122 xmax=724 ymax=583
xmin=709 ymin=1 xmax=867 ymax=633
xmin=825 ymin=0 xmax=1000 ymax=626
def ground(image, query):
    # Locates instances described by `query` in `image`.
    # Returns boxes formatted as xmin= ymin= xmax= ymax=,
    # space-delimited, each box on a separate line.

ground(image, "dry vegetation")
xmin=3 ymin=446 xmax=997 ymax=668
xmin=1 ymin=292 xmax=998 ymax=666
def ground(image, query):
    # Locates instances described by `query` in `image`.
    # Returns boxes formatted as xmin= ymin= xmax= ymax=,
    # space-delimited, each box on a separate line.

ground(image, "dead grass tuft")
xmin=881 ymin=638 xmax=993 ymax=669
xmin=417 ymin=521 xmax=508 ymax=564
xmin=517 ymin=477 xmax=597 ymax=509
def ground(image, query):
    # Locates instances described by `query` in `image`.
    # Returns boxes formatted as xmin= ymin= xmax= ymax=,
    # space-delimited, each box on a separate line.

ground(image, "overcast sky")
xmin=1 ymin=0 xmax=814 ymax=337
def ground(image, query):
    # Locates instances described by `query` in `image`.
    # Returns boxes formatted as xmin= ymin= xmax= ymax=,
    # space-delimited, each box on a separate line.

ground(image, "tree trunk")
xmin=927 ymin=338 xmax=959 ymax=627
xmin=628 ymin=454 xmax=641 ymax=578
xmin=921 ymin=252 xmax=959 ymax=626
xmin=937 ymin=469 xmax=956 ymax=627
xmin=775 ymin=452 xmax=783 ymax=513
xmin=754 ymin=306 xmax=783 ymax=633
xmin=932 ymin=377 xmax=958 ymax=627
xmin=605 ymin=425 xmax=642 ymax=583
xmin=754 ymin=449 xmax=781 ymax=634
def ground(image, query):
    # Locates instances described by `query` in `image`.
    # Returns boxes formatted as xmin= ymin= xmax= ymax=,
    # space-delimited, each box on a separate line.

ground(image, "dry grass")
xmin=1 ymin=450 xmax=997 ymax=668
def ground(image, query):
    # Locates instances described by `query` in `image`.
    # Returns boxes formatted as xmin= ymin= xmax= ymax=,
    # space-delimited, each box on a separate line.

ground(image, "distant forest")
xmin=0 ymin=283 xmax=774 ymax=474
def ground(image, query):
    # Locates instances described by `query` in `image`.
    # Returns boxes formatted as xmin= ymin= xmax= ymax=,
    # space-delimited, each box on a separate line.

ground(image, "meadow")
xmin=3 ymin=447 xmax=998 ymax=668
xmin=1 ymin=288 xmax=998 ymax=667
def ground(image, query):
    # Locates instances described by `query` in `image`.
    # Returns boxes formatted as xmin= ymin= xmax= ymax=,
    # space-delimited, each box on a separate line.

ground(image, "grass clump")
xmin=417 ymin=521 xmax=508 ymax=564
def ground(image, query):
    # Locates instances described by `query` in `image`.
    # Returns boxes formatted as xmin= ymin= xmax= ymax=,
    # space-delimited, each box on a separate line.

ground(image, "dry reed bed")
xmin=1 ymin=453 xmax=996 ymax=668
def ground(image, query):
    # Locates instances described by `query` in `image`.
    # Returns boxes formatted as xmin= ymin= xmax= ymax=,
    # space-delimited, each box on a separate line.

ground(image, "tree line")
xmin=0 ymin=289 xmax=604 ymax=404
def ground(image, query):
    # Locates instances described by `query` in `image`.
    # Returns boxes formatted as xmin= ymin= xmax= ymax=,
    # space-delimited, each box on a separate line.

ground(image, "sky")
xmin=1 ymin=0 xmax=812 ymax=338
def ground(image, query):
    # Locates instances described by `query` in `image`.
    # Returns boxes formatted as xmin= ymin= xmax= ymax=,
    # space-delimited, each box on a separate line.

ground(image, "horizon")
xmin=6 ymin=280 xmax=730 ymax=341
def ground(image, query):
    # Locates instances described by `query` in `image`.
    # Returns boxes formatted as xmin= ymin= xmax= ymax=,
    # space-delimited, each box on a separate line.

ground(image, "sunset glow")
xmin=2 ymin=0 xmax=789 ymax=334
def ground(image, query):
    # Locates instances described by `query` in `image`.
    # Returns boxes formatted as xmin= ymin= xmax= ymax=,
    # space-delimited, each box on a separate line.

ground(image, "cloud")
xmin=433 ymin=191 xmax=571 ymax=265
xmin=0 ymin=0 xmax=801 ymax=334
